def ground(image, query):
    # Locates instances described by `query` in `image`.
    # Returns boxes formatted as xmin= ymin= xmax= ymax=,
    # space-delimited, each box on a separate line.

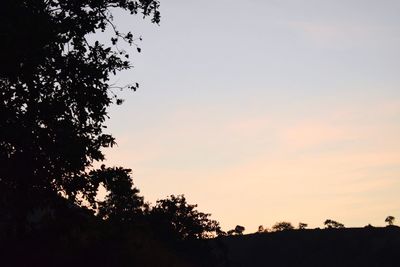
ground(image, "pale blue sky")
xmin=102 ymin=0 xmax=400 ymax=232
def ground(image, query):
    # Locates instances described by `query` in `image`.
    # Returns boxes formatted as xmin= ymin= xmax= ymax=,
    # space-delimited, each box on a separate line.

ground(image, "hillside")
xmin=208 ymin=226 xmax=400 ymax=267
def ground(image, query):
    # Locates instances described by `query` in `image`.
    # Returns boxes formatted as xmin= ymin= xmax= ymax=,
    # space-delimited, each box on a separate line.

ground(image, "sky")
xmin=101 ymin=0 xmax=400 ymax=232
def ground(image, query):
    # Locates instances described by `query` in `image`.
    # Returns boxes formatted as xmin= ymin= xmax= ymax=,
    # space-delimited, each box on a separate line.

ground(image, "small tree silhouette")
xmin=227 ymin=225 xmax=245 ymax=235
xmin=90 ymin=166 xmax=144 ymax=222
xmin=385 ymin=216 xmax=395 ymax=226
xmin=235 ymin=225 xmax=245 ymax=235
xmin=150 ymin=194 xmax=221 ymax=240
xmin=324 ymin=219 xmax=345 ymax=229
xmin=298 ymin=222 xmax=308 ymax=229
xmin=272 ymin=221 xmax=294 ymax=231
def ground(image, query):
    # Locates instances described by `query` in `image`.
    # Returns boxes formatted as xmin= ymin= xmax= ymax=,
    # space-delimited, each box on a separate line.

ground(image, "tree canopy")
xmin=324 ymin=219 xmax=345 ymax=229
xmin=0 ymin=0 xmax=160 ymax=215
xmin=88 ymin=165 xmax=145 ymax=222
xmin=272 ymin=221 xmax=294 ymax=232
xmin=298 ymin=222 xmax=308 ymax=229
xmin=385 ymin=216 xmax=395 ymax=226
xmin=150 ymin=194 xmax=222 ymax=240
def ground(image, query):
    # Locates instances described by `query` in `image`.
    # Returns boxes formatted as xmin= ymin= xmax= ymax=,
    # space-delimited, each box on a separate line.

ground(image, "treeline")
xmin=225 ymin=216 xmax=396 ymax=236
xmin=1 ymin=185 xmax=223 ymax=266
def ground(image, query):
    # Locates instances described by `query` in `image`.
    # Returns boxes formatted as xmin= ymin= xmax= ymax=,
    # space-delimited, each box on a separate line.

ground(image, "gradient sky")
xmin=101 ymin=0 xmax=400 ymax=232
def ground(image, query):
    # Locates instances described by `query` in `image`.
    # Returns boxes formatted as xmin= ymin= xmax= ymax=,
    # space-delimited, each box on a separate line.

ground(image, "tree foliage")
xmin=298 ymin=222 xmax=308 ymax=229
xmin=272 ymin=221 xmax=294 ymax=232
xmin=0 ymin=2 xmax=228 ymax=265
xmin=324 ymin=219 xmax=345 ymax=229
xmin=87 ymin=166 xmax=144 ymax=222
xmin=385 ymin=216 xmax=395 ymax=226
xmin=227 ymin=225 xmax=245 ymax=235
xmin=234 ymin=225 xmax=245 ymax=235
xmin=0 ymin=0 xmax=160 ymax=212
xmin=257 ymin=225 xmax=265 ymax=233
xmin=150 ymin=194 xmax=221 ymax=240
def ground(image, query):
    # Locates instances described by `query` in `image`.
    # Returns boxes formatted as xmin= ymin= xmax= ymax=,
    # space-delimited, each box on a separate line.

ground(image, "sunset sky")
xmin=101 ymin=0 xmax=400 ymax=232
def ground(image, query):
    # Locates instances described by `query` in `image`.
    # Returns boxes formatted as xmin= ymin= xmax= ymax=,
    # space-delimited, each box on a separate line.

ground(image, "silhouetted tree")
xmin=150 ymin=195 xmax=221 ymax=240
xmin=227 ymin=225 xmax=245 ymax=235
xmin=324 ymin=219 xmax=345 ymax=229
xmin=272 ymin=221 xmax=294 ymax=231
xmin=385 ymin=216 xmax=395 ymax=226
xmin=257 ymin=225 xmax=265 ymax=233
xmin=235 ymin=225 xmax=245 ymax=235
xmin=298 ymin=222 xmax=308 ymax=229
xmin=88 ymin=165 xmax=144 ymax=222
xmin=0 ymin=0 xmax=159 ymax=226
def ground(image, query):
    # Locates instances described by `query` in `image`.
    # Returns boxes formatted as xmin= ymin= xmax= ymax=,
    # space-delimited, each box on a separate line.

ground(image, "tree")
xmin=0 ymin=0 xmax=160 ymax=220
xmin=150 ymin=195 xmax=221 ymax=240
xmin=272 ymin=221 xmax=294 ymax=232
xmin=298 ymin=222 xmax=308 ymax=229
xmin=385 ymin=216 xmax=395 ymax=226
xmin=227 ymin=225 xmax=245 ymax=235
xmin=324 ymin=219 xmax=345 ymax=229
xmin=88 ymin=165 xmax=144 ymax=222
xmin=234 ymin=225 xmax=245 ymax=235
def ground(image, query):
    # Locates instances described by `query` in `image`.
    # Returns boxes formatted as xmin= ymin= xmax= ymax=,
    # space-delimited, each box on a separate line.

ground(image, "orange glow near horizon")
xmin=103 ymin=96 xmax=400 ymax=232
xmin=101 ymin=0 xmax=400 ymax=233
